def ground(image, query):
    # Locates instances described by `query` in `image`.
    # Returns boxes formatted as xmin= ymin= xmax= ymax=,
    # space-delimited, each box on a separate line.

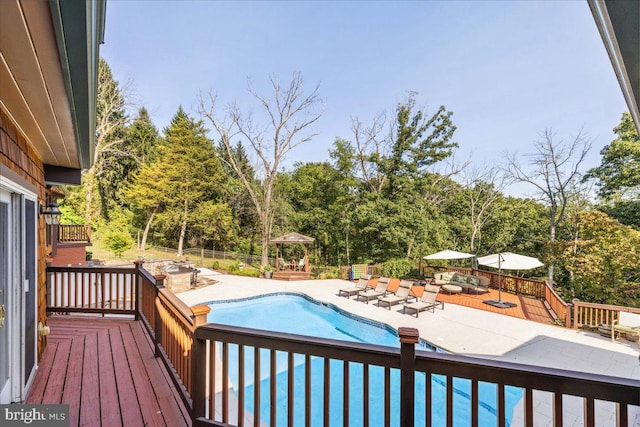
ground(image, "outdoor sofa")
xmin=433 ymin=271 xmax=490 ymax=294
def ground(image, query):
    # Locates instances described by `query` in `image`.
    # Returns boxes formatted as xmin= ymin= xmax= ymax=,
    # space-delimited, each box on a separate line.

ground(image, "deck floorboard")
xmin=26 ymin=316 xmax=190 ymax=427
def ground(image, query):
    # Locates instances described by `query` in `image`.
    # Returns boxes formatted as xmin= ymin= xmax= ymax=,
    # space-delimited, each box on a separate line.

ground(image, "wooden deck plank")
xmin=97 ymin=326 xmax=123 ymax=427
xmin=79 ymin=332 xmax=100 ymax=426
xmin=62 ymin=336 xmax=85 ymax=426
xmin=25 ymin=341 xmax=58 ymax=404
xmin=41 ymin=338 xmax=72 ymax=404
xmin=110 ymin=322 xmax=145 ymax=427
xmin=129 ymin=320 xmax=190 ymax=426
xmin=27 ymin=316 xmax=189 ymax=427
xmin=119 ymin=323 xmax=167 ymax=427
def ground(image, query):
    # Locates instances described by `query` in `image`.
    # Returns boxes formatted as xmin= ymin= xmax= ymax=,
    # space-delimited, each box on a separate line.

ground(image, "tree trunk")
xmin=177 ymin=199 xmax=188 ymax=258
xmin=548 ymin=211 xmax=556 ymax=287
xmin=260 ymin=222 xmax=270 ymax=267
xmin=140 ymin=209 xmax=156 ymax=251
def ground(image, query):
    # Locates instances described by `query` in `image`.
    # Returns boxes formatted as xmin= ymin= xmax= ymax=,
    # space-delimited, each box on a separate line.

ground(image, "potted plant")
xmin=261 ymin=264 xmax=273 ymax=279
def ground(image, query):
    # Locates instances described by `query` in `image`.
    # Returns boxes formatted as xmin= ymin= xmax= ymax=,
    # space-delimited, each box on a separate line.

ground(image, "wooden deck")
xmin=435 ymin=287 xmax=555 ymax=324
xmin=378 ymin=278 xmax=555 ymax=324
xmin=26 ymin=316 xmax=190 ymax=427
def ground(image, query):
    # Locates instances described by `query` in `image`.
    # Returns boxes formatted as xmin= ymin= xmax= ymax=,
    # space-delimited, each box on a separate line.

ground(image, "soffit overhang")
xmin=589 ymin=0 xmax=640 ymax=132
xmin=0 ymin=0 xmax=105 ymax=176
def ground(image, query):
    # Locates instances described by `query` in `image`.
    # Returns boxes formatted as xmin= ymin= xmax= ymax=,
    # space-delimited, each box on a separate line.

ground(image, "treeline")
xmin=61 ymin=60 xmax=640 ymax=307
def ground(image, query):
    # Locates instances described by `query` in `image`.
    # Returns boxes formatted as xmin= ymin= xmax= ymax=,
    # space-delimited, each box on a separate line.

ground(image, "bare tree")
xmin=199 ymin=72 xmax=322 ymax=266
xmin=462 ymin=165 xmax=506 ymax=252
xmin=504 ymin=128 xmax=592 ymax=287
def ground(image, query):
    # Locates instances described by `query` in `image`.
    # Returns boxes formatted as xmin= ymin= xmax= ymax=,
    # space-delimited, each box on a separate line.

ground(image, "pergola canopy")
xmin=271 ymin=232 xmax=315 ymax=245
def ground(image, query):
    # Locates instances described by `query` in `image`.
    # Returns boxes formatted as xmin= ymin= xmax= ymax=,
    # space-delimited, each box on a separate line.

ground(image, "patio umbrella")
xmin=476 ymin=252 xmax=543 ymax=309
xmin=423 ymin=250 xmax=474 ymax=260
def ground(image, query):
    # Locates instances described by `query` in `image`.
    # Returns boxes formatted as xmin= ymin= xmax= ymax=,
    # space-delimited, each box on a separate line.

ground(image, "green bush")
xmin=380 ymin=258 xmax=415 ymax=279
xmin=212 ymin=261 xmax=221 ymax=270
xmin=104 ymin=230 xmax=134 ymax=258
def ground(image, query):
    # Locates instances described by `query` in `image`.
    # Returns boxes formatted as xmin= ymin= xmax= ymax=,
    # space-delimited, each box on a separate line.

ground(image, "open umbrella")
xmin=476 ymin=252 xmax=543 ymax=309
xmin=423 ymin=250 xmax=474 ymax=260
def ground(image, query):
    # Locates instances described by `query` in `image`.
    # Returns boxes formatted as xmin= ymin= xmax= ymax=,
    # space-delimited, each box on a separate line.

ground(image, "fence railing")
xmin=191 ymin=324 xmax=639 ymax=427
xmin=47 ymin=263 xmax=640 ymax=427
xmin=57 ymin=224 xmax=91 ymax=243
xmin=572 ymin=299 xmax=640 ymax=329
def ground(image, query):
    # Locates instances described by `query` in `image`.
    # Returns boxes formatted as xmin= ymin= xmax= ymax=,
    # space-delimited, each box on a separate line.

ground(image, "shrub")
xmin=380 ymin=258 xmax=415 ymax=279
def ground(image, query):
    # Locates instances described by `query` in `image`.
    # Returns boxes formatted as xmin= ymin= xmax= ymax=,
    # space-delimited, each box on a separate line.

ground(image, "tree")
xmin=461 ymin=166 xmax=506 ymax=252
xmin=200 ymin=72 xmax=323 ymax=266
xmin=85 ymin=58 xmax=131 ymax=222
xmin=556 ymin=210 xmax=640 ymax=306
xmin=504 ymin=129 xmax=592 ymax=287
xmin=149 ymin=107 xmax=225 ymax=256
xmin=585 ymin=112 xmax=640 ymax=228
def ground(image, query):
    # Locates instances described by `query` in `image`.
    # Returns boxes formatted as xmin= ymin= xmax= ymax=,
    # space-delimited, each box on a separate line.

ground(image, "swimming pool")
xmin=206 ymin=293 xmax=522 ymax=426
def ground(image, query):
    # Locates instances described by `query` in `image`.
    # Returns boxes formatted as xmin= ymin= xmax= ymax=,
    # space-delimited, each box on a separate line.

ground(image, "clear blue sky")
xmin=101 ymin=1 xmax=627 ymax=196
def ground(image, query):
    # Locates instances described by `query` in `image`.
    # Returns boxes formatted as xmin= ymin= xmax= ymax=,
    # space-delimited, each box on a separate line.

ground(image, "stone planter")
xmin=264 ymin=271 xmax=272 ymax=279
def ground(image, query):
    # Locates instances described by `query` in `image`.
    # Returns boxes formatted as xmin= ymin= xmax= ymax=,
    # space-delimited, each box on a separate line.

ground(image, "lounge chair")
xmin=338 ymin=274 xmax=372 ymax=298
xmin=377 ymin=280 xmax=415 ymax=310
xmin=357 ymin=277 xmax=391 ymax=303
xmin=403 ymin=284 xmax=444 ymax=317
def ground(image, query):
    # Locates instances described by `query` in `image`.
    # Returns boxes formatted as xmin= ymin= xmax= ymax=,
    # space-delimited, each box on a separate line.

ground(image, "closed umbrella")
xmin=477 ymin=252 xmax=543 ymax=309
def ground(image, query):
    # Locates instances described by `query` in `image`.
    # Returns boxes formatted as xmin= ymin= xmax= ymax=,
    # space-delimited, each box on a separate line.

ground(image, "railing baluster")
xmin=324 ymin=357 xmax=330 ymax=427
xmin=384 ymin=366 xmax=390 ymax=427
xmin=305 ymin=354 xmax=311 ymax=427
xmin=525 ymin=387 xmax=533 ymax=426
xmin=617 ymin=402 xmax=628 ymax=427
xmin=554 ymin=392 xmax=563 ymax=426
xmin=254 ymin=347 xmax=260 ymax=427
xmin=446 ymin=376 xmax=453 ymax=427
xmin=270 ymin=349 xmax=276 ymax=427
xmin=209 ymin=340 xmax=215 ymax=420
xmin=497 ymin=383 xmax=506 ymax=427
xmin=239 ymin=344 xmax=245 ymax=427
xmin=471 ymin=379 xmax=478 ymax=427
xmin=425 ymin=373 xmax=432 ymax=427
xmin=363 ymin=363 xmax=369 ymax=427
xmin=343 ymin=361 xmax=349 ymax=427
xmin=585 ymin=397 xmax=595 ymax=427
xmin=222 ymin=342 xmax=229 ymax=423
xmin=287 ymin=352 xmax=293 ymax=427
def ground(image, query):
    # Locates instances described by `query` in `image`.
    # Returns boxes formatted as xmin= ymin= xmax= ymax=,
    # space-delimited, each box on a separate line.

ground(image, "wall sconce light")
xmin=40 ymin=202 xmax=62 ymax=225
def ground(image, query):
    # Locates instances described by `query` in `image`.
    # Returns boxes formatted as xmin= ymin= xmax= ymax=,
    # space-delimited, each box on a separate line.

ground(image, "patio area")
xmin=26 ymin=316 xmax=190 ymax=427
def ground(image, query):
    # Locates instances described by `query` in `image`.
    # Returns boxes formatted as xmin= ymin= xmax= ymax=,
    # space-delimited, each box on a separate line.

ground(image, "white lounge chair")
xmin=338 ymin=274 xmax=372 ymax=298
xmin=377 ymin=280 xmax=415 ymax=309
xmin=357 ymin=277 xmax=391 ymax=303
xmin=403 ymin=284 xmax=444 ymax=317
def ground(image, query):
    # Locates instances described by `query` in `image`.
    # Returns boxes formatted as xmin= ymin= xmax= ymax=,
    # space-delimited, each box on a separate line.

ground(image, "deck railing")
xmin=57 ymin=224 xmax=91 ymax=243
xmin=47 ymin=265 xmax=137 ymax=315
xmin=572 ymin=299 xmax=640 ymax=329
xmin=46 ymin=263 xmax=640 ymax=427
xmin=191 ymin=324 xmax=639 ymax=427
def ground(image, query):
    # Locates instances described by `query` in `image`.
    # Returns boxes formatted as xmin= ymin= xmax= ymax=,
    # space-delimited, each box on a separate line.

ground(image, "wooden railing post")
xmin=191 ymin=331 xmax=206 ymax=422
xmin=399 ymin=327 xmax=419 ymax=427
xmin=154 ymin=274 xmax=166 ymax=358
xmin=572 ymin=299 xmax=580 ymax=329
xmin=134 ymin=260 xmax=144 ymax=320
xmin=565 ymin=302 xmax=573 ymax=328
xmin=191 ymin=305 xmax=211 ymax=328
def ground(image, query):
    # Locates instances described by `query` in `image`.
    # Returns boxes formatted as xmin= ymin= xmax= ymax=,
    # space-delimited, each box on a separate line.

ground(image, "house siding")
xmin=0 ymin=106 xmax=49 ymax=360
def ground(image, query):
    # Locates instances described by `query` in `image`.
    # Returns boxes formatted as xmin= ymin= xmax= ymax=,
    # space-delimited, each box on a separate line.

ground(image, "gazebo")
xmin=271 ymin=232 xmax=315 ymax=280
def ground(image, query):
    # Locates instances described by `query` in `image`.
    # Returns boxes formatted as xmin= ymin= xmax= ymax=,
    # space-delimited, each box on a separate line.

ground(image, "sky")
xmin=100 ymin=1 xmax=628 ymax=197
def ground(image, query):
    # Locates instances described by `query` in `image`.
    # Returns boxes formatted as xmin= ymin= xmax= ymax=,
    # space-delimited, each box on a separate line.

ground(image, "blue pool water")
xmin=206 ymin=293 xmax=522 ymax=426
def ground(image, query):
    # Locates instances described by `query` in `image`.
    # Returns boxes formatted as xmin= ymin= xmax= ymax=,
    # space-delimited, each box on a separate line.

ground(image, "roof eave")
xmin=588 ymin=0 xmax=640 ymax=132
xmin=48 ymin=0 xmax=106 ymax=170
